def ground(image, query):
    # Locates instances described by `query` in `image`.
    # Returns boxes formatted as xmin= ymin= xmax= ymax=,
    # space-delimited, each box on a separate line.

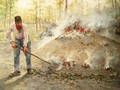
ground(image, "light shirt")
xmin=6 ymin=23 xmax=29 ymax=46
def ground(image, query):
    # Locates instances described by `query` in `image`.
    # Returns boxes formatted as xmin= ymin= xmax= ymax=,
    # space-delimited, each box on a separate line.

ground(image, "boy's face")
xmin=15 ymin=21 xmax=22 ymax=30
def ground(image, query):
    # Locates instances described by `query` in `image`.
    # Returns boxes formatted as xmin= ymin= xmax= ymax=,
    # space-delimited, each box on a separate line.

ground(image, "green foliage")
xmin=0 ymin=0 xmax=120 ymax=33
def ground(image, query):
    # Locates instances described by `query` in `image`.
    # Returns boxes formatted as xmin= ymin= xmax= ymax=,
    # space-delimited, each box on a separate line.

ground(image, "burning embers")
xmin=63 ymin=61 xmax=76 ymax=69
xmin=65 ymin=21 xmax=91 ymax=33
xmin=46 ymin=60 xmax=76 ymax=75
xmin=82 ymin=63 xmax=90 ymax=69
xmin=57 ymin=21 xmax=93 ymax=43
xmin=44 ymin=55 xmax=76 ymax=73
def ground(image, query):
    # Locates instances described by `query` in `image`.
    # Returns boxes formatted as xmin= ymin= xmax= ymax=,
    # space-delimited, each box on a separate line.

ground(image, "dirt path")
xmin=0 ymin=63 xmax=120 ymax=90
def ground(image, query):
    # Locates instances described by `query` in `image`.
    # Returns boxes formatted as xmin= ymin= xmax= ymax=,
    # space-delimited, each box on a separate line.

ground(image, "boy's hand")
xmin=23 ymin=46 xmax=28 ymax=53
xmin=10 ymin=41 xmax=17 ymax=48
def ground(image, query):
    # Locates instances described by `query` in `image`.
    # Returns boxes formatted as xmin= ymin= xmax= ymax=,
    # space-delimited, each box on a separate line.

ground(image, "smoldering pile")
xmin=34 ymin=13 xmax=120 ymax=76
xmin=32 ymin=27 xmax=120 ymax=83
xmin=34 ymin=22 xmax=120 ymax=72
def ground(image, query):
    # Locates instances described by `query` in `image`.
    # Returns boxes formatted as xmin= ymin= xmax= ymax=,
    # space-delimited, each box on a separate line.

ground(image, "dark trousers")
xmin=14 ymin=39 xmax=31 ymax=71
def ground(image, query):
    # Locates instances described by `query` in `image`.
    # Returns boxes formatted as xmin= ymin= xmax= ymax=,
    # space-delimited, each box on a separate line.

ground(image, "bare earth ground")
xmin=0 ymin=32 xmax=120 ymax=90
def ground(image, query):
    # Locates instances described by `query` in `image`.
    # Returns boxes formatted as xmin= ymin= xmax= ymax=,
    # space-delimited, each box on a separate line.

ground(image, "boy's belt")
xmin=15 ymin=38 xmax=24 ymax=40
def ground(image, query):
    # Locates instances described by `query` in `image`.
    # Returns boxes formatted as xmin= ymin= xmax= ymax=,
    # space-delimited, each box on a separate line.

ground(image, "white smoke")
xmin=81 ymin=12 xmax=114 ymax=29
xmin=84 ymin=47 xmax=106 ymax=69
xmin=37 ymin=16 xmax=80 ymax=49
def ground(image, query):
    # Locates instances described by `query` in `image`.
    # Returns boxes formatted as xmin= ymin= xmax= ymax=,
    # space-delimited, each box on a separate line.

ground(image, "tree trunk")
xmin=111 ymin=0 xmax=114 ymax=9
xmin=81 ymin=0 xmax=83 ymax=16
xmin=36 ymin=0 xmax=39 ymax=32
xmin=39 ymin=1 xmax=41 ymax=32
xmin=58 ymin=0 xmax=61 ymax=19
xmin=115 ymin=0 xmax=118 ymax=19
xmin=111 ymin=0 xmax=116 ymax=17
xmin=65 ymin=0 xmax=68 ymax=17
xmin=4 ymin=0 xmax=8 ymax=28
xmin=36 ymin=12 xmax=38 ymax=32
xmin=9 ymin=0 xmax=12 ymax=25
xmin=97 ymin=0 xmax=101 ymax=14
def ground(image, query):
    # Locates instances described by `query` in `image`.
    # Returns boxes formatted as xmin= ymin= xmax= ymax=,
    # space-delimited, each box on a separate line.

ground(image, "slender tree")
xmin=4 ymin=0 xmax=8 ymax=27
xmin=9 ymin=0 xmax=12 ymax=24
xmin=33 ymin=0 xmax=39 ymax=32
xmin=58 ymin=0 xmax=63 ymax=19
xmin=114 ymin=0 xmax=116 ymax=18
xmin=64 ymin=0 xmax=68 ymax=17
xmin=81 ymin=0 xmax=83 ymax=16
xmin=97 ymin=0 xmax=101 ymax=14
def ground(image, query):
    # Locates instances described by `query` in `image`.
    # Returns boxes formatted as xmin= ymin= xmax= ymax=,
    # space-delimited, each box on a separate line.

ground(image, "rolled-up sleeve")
xmin=6 ymin=26 xmax=13 ymax=43
xmin=23 ymin=24 xmax=29 ymax=47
